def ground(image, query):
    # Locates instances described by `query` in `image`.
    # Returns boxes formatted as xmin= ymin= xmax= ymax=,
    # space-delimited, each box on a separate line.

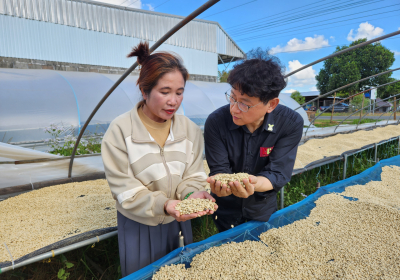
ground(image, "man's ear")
xmin=266 ymin=98 xmax=279 ymax=113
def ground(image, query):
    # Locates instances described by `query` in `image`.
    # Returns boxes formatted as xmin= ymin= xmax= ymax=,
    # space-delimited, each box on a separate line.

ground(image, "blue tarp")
xmin=124 ymin=155 xmax=400 ymax=280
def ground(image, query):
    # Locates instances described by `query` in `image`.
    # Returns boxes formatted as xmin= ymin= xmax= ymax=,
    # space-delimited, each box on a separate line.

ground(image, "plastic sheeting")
xmin=0 ymin=68 xmax=309 ymax=144
xmin=0 ymin=142 xmax=103 ymax=189
xmin=125 ymin=155 xmax=400 ymax=280
xmin=0 ymin=68 xmax=310 ymax=189
xmin=0 ymin=142 xmax=60 ymax=162
xmin=0 ymin=227 xmax=116 ymax=270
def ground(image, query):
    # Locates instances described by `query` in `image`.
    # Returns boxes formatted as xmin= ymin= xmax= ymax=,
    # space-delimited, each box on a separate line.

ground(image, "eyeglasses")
xmin=225 ymin=92 xmax=262 ymax=113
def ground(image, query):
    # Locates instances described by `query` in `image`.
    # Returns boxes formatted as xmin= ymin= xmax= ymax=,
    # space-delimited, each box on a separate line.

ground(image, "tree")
xmin=218 ymin=70 xmax=230 ymax=83
xmin=316 ymin=39 xmax=395 ymax=97
xmin=350 ymin=94 xmax=364 ymax=111
xmin=290 ymin=91 xmax=305 ymax=105
xmin=378 ymin=77 xmax=400 ymax=99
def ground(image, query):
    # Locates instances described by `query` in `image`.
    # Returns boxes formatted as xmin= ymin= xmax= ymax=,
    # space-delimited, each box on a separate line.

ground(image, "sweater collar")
xmin=130 ymin=103 xmax=185 ymax=142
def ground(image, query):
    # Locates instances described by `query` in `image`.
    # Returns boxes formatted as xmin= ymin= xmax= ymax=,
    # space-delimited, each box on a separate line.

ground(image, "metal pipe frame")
xmin=296 ymin=68 xmax=400 ymax=112
xmin=398 ymin=136 xmax=400 ymax=155
xmin=286 ymin=30 xmax=400 ymax=80
xmin=385 ymin=106 xmax=400 ymax=126
xmin=333 ymin=93 xmax=400 ymax=133
xmin=0 ymin=231 xmax=118 ymax=273
xmin=68 ymin=0 xmax=220 ymax=178
xmin=304 ymin=79 xmax=400 ymax=136
xmin=373 ymin=106 xmax=399 ymax=127
xmin=280 ymin=187 xmax=284 ymax=209
xmin=343 ymin=154 xmax=348 ymax=180
xmin=355 ymin=81 xmax=400 ymax=128
xmin=0 ymin=153 xmax=101 ymax=165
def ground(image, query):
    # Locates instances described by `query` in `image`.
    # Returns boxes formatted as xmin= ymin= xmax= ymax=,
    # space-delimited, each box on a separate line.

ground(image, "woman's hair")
xmin=127 ymin=42 xmax=189 ymax=105
xmin=227 ymin=53 xmax=287 ymax=104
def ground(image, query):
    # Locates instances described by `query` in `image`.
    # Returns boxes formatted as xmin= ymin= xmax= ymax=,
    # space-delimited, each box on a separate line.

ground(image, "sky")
xmin=92 ymin=0 xmax=400 ymax=93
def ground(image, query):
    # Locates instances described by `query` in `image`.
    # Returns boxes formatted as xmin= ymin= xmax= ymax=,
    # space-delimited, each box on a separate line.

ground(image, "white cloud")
xmin=284 ymin=89 xmax=297 ymax=93
xmin=146 ymin=4 xmax=155 ymax=11
xmin=392 ymin=50 xmax=400 ymax=56
xmin=310 ymin=86 xmax=318 ymax=91
xmin=286 ymin=60 xmax=317 ymax=88
xmin=270 ymin=35 xmax=329 ymax=54
xmin=347 ymin=22 xmax=384 ymax=41
xmin=97 ymin=0 xmax=142 ymax=9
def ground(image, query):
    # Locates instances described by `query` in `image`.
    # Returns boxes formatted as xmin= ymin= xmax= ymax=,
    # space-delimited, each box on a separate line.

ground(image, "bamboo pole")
xmin=394 ymin=97 xmax=397 ymax=121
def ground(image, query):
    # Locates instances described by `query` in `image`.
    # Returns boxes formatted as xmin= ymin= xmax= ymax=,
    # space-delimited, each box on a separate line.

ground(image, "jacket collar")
xmin=229 ymin=108 xmax=276 ymax=134
xmin=130 ymin=103 xmax=185 ymax=143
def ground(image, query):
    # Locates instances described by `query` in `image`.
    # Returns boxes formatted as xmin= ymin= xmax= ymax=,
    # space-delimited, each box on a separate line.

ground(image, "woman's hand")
xmin=164 ymin=191 xmax=218 ymax=222
xmin=188 ymin=191 xmax=218 ymax=214
xmin=164 ymin=200 xmax=199 ymax=222
xmin=207 ymin=177 xmax=232 ymax=197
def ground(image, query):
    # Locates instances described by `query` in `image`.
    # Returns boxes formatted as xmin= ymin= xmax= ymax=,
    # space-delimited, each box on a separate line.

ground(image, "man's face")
xmin=229 ymin=88 xmax=278 ymax=126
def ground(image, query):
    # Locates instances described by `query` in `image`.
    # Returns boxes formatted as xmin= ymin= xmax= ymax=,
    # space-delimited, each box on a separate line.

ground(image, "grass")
xmin=312 ymin=118 xmax=377 ymax=127
xmin=2 ymin=139 xmax=399 ymax=280
xmin=319 ymin=112 xmax=394 ymax=117
xmin=277 ymin=139 xmax=399 ymax=209
xmin=2 ymin=237 xmax=122 ymax=280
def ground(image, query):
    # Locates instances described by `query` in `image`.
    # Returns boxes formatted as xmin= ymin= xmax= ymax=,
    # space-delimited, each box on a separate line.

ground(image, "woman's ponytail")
xmin=127 ymin=41 xmax=189 ymax=99
xmin=127 ymin=41 xmax=150 ymax=65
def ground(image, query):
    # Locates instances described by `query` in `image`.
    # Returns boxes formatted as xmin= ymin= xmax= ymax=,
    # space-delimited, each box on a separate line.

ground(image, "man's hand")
xmin=188 ymin=191 xmax=218 ymax=214
xmin=228 ymin=175 xmax=258 ymax=198
xmin=207 ymin=177 xmax=232 ymax=197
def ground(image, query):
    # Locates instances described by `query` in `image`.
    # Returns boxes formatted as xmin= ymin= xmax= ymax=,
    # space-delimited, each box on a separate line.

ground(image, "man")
xmin=204 ymin=56 xmax=303 ymax=232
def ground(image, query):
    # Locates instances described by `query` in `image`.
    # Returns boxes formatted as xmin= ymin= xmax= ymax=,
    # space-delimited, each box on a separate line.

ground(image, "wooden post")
xmin=330 ymin=92 xmax=336 ymax=123
xmin=360 ymin=94 xmax=365 ymax=121
xmin=394 ymin=97 xmax=397 ymax=121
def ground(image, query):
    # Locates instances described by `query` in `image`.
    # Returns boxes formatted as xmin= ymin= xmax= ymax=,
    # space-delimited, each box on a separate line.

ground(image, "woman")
xmin=101 ymin=42 xmax=216 ymax=277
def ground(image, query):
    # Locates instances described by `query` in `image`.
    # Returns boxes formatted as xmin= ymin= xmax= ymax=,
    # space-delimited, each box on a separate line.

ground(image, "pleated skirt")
xmin=117 ymin=211 xmax=193 ymax=277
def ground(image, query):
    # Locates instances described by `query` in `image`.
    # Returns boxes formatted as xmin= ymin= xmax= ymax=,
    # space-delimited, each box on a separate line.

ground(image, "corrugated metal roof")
xmin=299 ymin=91 xmax=320 ymax=97
xmin=0 ymin=0 xmax=245 ymax=58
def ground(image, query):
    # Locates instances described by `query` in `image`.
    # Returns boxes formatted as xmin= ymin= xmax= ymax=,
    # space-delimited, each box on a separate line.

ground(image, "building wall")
xmin=0 ymin=14 xmax=218 ymax=78
xmin=0 ymin=0 xmax=245 ymax=59
xmin=0 ymin=56 xmax=217 ymax=82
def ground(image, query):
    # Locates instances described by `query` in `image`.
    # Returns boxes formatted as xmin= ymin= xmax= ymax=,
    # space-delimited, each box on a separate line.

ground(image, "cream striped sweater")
xmin=101 ymin=103 xmax=207 ymax=226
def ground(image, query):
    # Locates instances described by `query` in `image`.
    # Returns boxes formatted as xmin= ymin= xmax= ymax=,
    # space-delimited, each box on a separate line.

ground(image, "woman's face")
xmin=142 ymin=70 xmax=185 ymax=123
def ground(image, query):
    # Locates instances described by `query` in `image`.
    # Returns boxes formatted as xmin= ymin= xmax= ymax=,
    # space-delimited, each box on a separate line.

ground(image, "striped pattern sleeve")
xmin=101 ymin=127 xmax=169 ymax=218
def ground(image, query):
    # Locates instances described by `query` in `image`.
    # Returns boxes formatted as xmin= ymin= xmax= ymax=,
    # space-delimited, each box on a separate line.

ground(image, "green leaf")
xmin=58 ymin=268 xmax=65 ymax=279
xmin=65 ymin=262 xmax=74 ymax=268
xmin=60 ymin=254 xmax=67 ymax=264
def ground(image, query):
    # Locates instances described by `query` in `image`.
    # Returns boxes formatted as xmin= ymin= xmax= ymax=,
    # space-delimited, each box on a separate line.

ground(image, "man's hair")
xmin=227 ymin=51 xmax=287 ymax=104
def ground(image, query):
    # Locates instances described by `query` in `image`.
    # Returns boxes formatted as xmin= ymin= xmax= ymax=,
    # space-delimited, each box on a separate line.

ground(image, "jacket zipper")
xmin=132 ymin=137 xmax=185 ymax=224
xmin=159 ymin=145 xmax=172 ymax=225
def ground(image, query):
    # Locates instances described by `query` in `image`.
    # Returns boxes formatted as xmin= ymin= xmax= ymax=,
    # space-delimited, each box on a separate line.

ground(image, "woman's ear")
xmin=141 ymin=89 xmax=147 ymax=101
